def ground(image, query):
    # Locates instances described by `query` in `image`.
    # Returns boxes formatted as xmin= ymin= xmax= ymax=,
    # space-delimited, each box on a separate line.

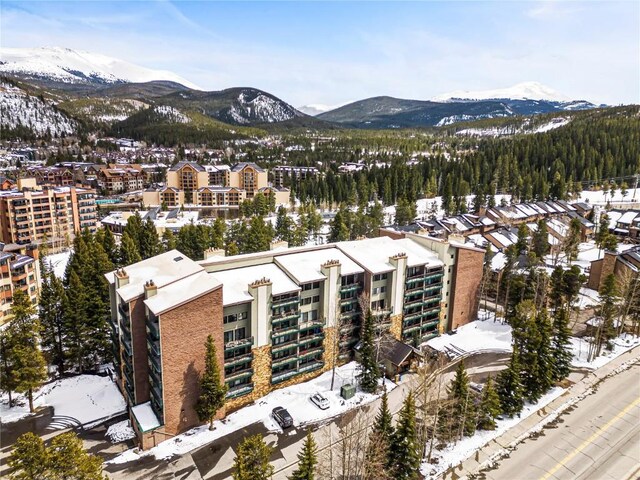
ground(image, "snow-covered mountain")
xmin=297 ymin=103 xmax=348 ymax=116
xmin=0 ymin=81 xmax=76 ymax=136
xmin=0 ymin=46 xmax=199 ymax=89
xmin=432 ymin=82 xmax=571 ymax=102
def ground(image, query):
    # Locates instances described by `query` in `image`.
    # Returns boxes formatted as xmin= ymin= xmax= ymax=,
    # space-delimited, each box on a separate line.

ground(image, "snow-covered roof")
xmin=131 ymin=402 xmax=161 ymax=432
xmin=209 ymin=263 xmax=300 ymax=306
xmin=106 ymin=250 xmax=204 ymax=302
xmin=618 ymin=211 xmax=639 ymax=225
xmin=275 ymin=247 xmax=364 ymax=284
xmin=145 ymin=271 xmax=221 ymax=316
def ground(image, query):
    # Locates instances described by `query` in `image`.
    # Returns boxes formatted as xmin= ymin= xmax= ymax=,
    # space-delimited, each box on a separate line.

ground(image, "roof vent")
xmin=173 ymin=256 xmax=183 ymax=262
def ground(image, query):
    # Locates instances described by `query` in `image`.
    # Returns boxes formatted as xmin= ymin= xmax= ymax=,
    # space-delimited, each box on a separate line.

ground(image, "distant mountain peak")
xmin=432 ymin=81 xmax=571 ymax=102
xmin=0 ymin=46 xmax=200 ymax=90
xmin=297 ymin=102 xmax=350 ymax=116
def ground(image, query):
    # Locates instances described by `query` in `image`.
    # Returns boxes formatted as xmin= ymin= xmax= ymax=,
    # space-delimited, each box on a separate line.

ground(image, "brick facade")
xmin=159 ymin=287 xmax=224 ymax=436
xmin=130 ymin=297 xmax=150 ymax=404
xmin=448 ymin=247 xmax=484 ymax=330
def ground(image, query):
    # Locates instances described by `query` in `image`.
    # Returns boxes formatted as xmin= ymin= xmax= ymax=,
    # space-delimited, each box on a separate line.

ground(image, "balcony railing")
xmin=271 ymin=368 xmax=300 ymax=384
xmin=146 ymin=316 xmax=160 ymax=341
xmin=340 ymin=283 xmax=360 ymax=293
xmin=226 ymin=383 xmax=254 ymax=399
xmin=272 ymin=297 xmax=300 ymax=308
xmin=298 ymin=360 xmax=324 ymax=374
xmin=271 ymin=337 xmax=300 ymax=352
xmin=298 ymin=345 xmax=323 ymax=358
xmin=271 ymin=311 xmax=299 ymax=323
xmin=271 ymin=324 xmax=299 ymax=336
xmin=148 ymin=338 xmax=161 ymax=358
xmin=225 ymin=368 xmax=253 ymax=382
xmin=224 ymin=337 xmax=254 ymax=351
xmin=224 ymin=352 xmax=253 ymax=367
xmin=272 ymin=355 xmax=298 ymax=368
xmin=298 ymin=319 xmax=324 ymax=331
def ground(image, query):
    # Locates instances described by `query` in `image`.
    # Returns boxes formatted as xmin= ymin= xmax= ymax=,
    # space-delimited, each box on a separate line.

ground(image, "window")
xmin=302 ymin=310 xmax=319 ymax=322
xmin=372 ymin=299 xmax=386 ymax=310
xmin=224 ymin=331 xmax=234 ymax=343
xmin=302 ymin=281 xmax=321 ymax=291
xmin=302 ymin=297 xmax=312 ymax=306
xmin=373 ymin=286 xmax=386 ymax=295
xmin=224 ymin=312 xmax=248 ymax=324
xmin=373 ymin=273 xmax=388 ymax=281
xmin=224 ymin=328 xmax=246 ymax=343
xmin=312 ymin=295 xmax=320 ymax=303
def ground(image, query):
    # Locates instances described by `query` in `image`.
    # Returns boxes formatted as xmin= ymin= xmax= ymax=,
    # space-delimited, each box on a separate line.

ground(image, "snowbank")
xmin=570 ymin=334 xmax=640 ymax=369
xmin=421 ymin=387 xmax=566 ymax=478
xmin=1 ymin=374 xmax=126 ymax=425
xmin=106 ymin=420 xmax=136 ymax=443
xmin=425 ymin=316 xmax=512 ymax=356
xmin=109 ymin=362 xmax=396 ymax=463
xmin=44 ymin=250 xmax=72 ymax=279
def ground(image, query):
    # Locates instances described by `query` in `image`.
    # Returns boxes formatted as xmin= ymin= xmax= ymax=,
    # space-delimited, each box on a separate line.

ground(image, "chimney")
xmin=144 ymin=279 xmax=157 ymax=298
xmin=115 ymin=268 xmax=129 ymax=288
xmin=204 ymin=248 xmax=226 ymax=259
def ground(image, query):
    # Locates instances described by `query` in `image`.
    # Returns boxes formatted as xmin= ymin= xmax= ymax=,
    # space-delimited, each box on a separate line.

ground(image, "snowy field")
xmin=570 ymin=334 xmax=640 ymax=370
xmin=44 ymin=250 xmax=72 ymax=279
xmin=420 ymin=386 xmax=566 ymax=478
xmin=425 ymin=313 xmax=512 ymax=357
xmin=109 ymin=361 xmax=396 ymax=463
xmin=576 ymin=187 xmax=640 ymax=206
xmin=0 ymin=374 xmax=126 ymax=425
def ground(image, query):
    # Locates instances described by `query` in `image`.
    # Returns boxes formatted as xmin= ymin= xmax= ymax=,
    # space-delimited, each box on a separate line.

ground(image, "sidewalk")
xmin=440 ymin=344 xmax=640 ymax=480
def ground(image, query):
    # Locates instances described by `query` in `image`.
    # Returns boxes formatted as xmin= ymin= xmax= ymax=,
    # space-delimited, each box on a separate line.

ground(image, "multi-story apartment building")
xmin=0 ymin=179 xmax=98 ymax=245
xmin=273 ymin=166 xmax=320 ymax=187
xmin=106 ymin=235 xmax=481 ymax=449
xmin=96 ymin=164 xmax=145 ymax=194
xmin=0 ymin=243 xmax=41 ymax=324
xmin=25 ymin=166 xmax=75 ymax=187
xmin=143 ymin=161 xmax=287 ymax=208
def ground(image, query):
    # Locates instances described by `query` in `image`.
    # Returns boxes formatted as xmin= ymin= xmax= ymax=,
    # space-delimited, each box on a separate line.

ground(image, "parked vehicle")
xmin=272 ymin=406 xmax=293 ymax=428
xmin=310 ymin=392 xmax=330 ymax=410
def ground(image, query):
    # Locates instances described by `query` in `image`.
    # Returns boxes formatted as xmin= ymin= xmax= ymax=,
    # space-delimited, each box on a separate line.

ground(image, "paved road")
xmin=482 ymin=362 xmax=640 ymax=480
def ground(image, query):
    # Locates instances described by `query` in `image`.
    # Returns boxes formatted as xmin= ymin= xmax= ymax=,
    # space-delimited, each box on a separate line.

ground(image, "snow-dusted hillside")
xmin=433 ymin=81 xmax=571 ymax=102
xmin=153 ymin=105 xmax=190 ymax=123
xmin=297 ymin=103 xmax=349 ymax=116
xmin=456 ymin=116 xmax=570 ymax=137
xmin=66 ymin=98 xmax=148 ymax=123
xmin=0 ymin=81 xmax=76 ymax=136
xmin=0 ymin=46 xmax=199 ymax=89
xmin=223 ymin=90 xmax=303 ymax=124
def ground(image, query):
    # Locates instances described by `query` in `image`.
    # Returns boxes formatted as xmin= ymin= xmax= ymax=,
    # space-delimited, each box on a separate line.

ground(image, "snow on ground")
xmin=385 ymin=194 xmax=513 ymax=223
xmin=574 ymin=287 xmax=600 ymax=309
xmin=106 ymin=420 xmax=136 ymax=443
xmin=570 ymin=334 xmax=640 ymax=370
xmin=421 ymin=386 xmax=566 ymax=478
xmin=109 ymin=362 xmax=396 ymax=464
xmin=44 ymin=250 xmax=72 ymax=279
xmin=0 ymin=375 xmax=126 ymax=425
xmin=577 ymin=188 xmax=640 ymax=205
xmin=425 ymin=314 xmax=512 ymax=357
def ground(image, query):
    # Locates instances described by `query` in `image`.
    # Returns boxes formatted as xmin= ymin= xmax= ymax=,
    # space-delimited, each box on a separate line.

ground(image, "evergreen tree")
xmin=232 ymin=434 xmax=274 ymax=480
xmin=371 ymin=390 xmax=394 ymax=442
xmin=596 ymin=274 xmax=619 ymax=356
xmin=535 ymin=309 xmax=555 ymax=397
xmin=9 ymin=431 xmax=105 ymax=480
xmin=477 ymin=376 xmax=501 ymax=430
xmin=367 ymin=390 xmax=394 ymax=472
xmin=441 ymin=175 xmax=453 ymax=216
xmin=289 ymin=430 xmax=317 ymax=480
xmin=0 ymin=326 xmax=18 ymax=407
xmin=140 ymin=218 xmax=161 ymax=259
xmin=62 ymin=270 xmax=89 ymax=371
xmin=119 ymin=231 xmax=142 ymax=265
xmin=389 ymin=392 xmax=420 ymax=480
xmin=38 ymin=268 xmax=68 ymax=375
xmin=100 ymin=227 xmax=118 ymax=265
xmin=496 ymin=347 xmax=524 ymax=417
xmin=195 ymin=335 xmax=227 ymax=429
xmin=329 ymin=208 xmax=350 ymax=242
xmin=531 ymin=220 xmax=550 ymax=260
xmin=162 ymin=228 xmax=177 ymax=251
xmin=447 ymin=361 xmax=477 ymax=438
xmin=551 ymin=307 xmax=573 ymax=381
xmin=358 ymin=309 xmax=380 ymax=394
xmin=7 ymin=289 xmax=47 ymax=413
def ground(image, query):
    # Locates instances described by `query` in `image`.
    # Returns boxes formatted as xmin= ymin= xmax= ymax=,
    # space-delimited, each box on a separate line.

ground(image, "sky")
xmin=1 ymin=1 xmax=638 ymax=106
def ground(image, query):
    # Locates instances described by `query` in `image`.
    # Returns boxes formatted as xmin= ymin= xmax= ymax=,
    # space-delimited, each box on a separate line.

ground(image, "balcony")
xmin=340 ymin=283 xmax=360 ymax=293
xmin=224 ymin=351 xmax=253 ymax=367
xmin=272 ymin=297 xmax=300 ymax=308
xmin=272 ymin=324 xmax=299 ymax=337
xmin=121 ymin=335 xmax=132 ymax=357
xmin=271 ymin=368 xmax=300 ymax=384
xmin=146 ymin=316 xmax=160 ymax=341
xmin=372 ymin=309 xmax=391 ymax=318
xmin=225 ymin=367 xmax=253 ymax=382
xmin=118 ymin=303 xmax=129 ymax=320
xmin=272 ymin=354 xmax=298 ymax=368
xmin=226 ymin=383 xmax=254 ymax=399
xmin=148 ymin=338 xmax=161 ymax=358
xmin=272 ymin=337 xmax=300 ymax=352
xmin=405 ymin=276 xmax=426 ymax=285
xmin=271 ymin=311 xmax=299 ymax=323
xmin=298 ymin=345 xmax=323 ymax=358
xmin=298 ymin=319 xmax=324 ymax=331
xmin=298 ymin=360 xmax=324 ymax=374
xmin=340 ymin=296 xmax=358 ymax=306
xmin=224 ymin=336 xmax=254 ymax=351
xmin=150 ymin=382 xmax=163 ymax=403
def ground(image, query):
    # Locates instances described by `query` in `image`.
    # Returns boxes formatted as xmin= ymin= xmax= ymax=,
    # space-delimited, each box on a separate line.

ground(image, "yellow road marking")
xmin=539 ymin=396 xmax=640 ymax=480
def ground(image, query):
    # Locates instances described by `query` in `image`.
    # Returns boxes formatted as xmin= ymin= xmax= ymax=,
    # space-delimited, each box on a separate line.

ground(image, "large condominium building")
xmin=143 ymin=161 xmax=283 ymax=208
xmin=96 ymin=164 xmax=145 ymax=194
xmin=0 ymin=243 xmax=41 ymax=324
xmin=106 ymin=235 xmax=483 ymax=449
xmin=0 ymin=179 xmax=98 ymax=245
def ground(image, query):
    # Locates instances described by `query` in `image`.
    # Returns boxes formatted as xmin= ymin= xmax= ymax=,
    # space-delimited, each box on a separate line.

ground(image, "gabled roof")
xmin=231 ymin=162 xmax=265 ymax=173
xmin=169 ymin=161 xmax=205 ymax=172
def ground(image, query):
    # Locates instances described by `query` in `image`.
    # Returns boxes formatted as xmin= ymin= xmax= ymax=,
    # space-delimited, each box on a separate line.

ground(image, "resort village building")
xmin=105 ymin=235 xmax=483 ymax=449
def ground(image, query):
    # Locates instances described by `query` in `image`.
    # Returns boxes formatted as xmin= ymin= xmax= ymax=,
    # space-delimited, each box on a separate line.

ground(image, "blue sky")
xmin=1 ymin=1 xmax=638 ymax=106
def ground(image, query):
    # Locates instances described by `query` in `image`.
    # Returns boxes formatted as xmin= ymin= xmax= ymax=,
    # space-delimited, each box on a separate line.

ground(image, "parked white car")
xmin=310 ymin=392 xmax=330 ymax=410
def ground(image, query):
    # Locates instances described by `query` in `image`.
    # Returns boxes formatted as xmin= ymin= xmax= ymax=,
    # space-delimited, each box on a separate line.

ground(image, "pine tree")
xmin=62 ymin=270 xmax=89 ymax=371
xmin=162 ymin=228 xmax=177 ymax=251
xmin=367 ymin=390 xmax=394 ymax=473
xmin=140 ymin=218 xmax=161 ymax=259
xmin=47 ymin=432 xmax=106 ymax=479
xmin=0 ymin=326 xmax=18 ymax=407
xmin=477 ymin=376 xmax=501 ymax=430
xmin=595 ymin=274 xmax=619 ymax=356
xmin=535 ymin=309 xmax=555 ymax=396
xmin=289 ymin=430 xmax=318 ymax=480
xmin=389 ymin=392 xmax=420 ymax=480
xmin=100 ymin=227 xmax=118 ymax=265
xmin=329 ymin=208 xmax=350 ymax=242
xmin=232 ymin=434 xmax=274 ymax=480
xmin=441 ymin=175 xmax=453 ymax=216
xmin=9 ymin=431 xmax=106 ymax=480
xmin=551 ymin=307 xmax=573 ymax=381
xmin=7 ymin=432 xmax=49 ymax=480
xmin=358 ymin=309 xmax=380 ymax=394
xmin=8 ymin=289 xmax=47 ymax=412
xmin=496 ymin=347 xmax=524 ymax=417
xmin=372 ymin=390 xmax=394 ymax=442
xmin=119 ymin=231 xmax=142 ymax=265
xmin=195 ymin=335 xmax=227 ymax=429
xmin=38 ymin=268 xmax=68 ymax=375
xmin=447 ymin=361 xmax=477 ymax=438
